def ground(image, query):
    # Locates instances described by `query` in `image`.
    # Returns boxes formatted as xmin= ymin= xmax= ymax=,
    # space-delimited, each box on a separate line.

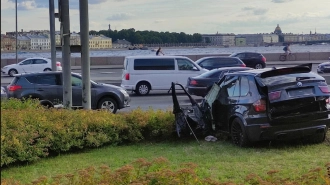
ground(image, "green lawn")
xmin=1 ymin=139 xmax=330 ymax=184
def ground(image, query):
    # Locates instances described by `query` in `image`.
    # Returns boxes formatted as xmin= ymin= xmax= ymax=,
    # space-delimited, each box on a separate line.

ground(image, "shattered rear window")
xmin=258 ymin=72 xmax=322 ymax=86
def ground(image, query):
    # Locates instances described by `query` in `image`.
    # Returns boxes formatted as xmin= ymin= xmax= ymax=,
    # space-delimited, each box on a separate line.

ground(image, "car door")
xmin=176 ymin=58 xmax=202 ymax=86
xmin=198 ymin=58 xmax=216 ymax=70
xmin=18 ymin=59 xmax=33 ymax=73
xmin=324 ymin=63 xmax=330 ymax=73
xmin=235 ymin=53 xmax=247 ymax=64
xmin=71 ymin=74 xmax=83 ymax=107
xmin=32 ymin=58 xmax=49 ymax=72
xmin=212 ymin=75 xmax=240 ymax=131
xmin=33 ymin=73 xmax=62 ymax=103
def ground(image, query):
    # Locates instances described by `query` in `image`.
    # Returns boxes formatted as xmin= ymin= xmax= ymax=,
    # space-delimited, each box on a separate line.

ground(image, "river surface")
xmin=1 ymin=44 xmax=329 ymax=59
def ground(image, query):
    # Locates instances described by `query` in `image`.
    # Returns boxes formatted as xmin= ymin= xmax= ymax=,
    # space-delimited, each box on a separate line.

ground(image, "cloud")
xmin=271 ymin=0 xmax=293 ymax=3
xmin=17 ymin=0 xmax=37 ymax=10
xmin=7 ymin=0 xmax=107 ymax=9
xmin=154 ymin=20 xmax=167 ymax=24
xmin=242 ymin=6 xmax=268 ymax=15
xmin=107 ymin=13 xmax=135 ymax=21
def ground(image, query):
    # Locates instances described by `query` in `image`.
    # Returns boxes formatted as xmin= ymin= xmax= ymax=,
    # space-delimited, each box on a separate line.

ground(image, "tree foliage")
xmin=93 ymin=28 xmax=202 ymax=44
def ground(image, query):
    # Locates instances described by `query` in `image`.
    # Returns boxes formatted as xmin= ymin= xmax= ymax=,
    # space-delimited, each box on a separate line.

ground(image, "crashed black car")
xmin=172 ymin=64 xmax=330 ymax=147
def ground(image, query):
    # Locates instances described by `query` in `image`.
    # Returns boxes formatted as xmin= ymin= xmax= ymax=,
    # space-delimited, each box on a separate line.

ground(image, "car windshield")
xmin=257 ymin=72 xmax=320 ymax=86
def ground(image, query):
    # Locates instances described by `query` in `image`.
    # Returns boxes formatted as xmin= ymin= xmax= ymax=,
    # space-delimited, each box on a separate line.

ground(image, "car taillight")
xmin=241 ymin=63 xmax=246 ymax=67
xmin=262 ymin=56 xmax=266 ymax=62
xmin=326 ymin=98 xmax=329 ymax=104
xmin=319 ymin=86 xmax=330 ymax=93
xmin=190 ymin=80 xmax=198 ymax=85
xmin=253 ymin=99 xmax=266 ymax=112
xmin=268 ymin=91 xmax=281 ymax=101
xmin=56 ymin=62 xmax=61 ymax=66
xmin=8 ymin=85 xmax=22 ymax=91
xmin=125 ymin=73 xmax=130 ymax=80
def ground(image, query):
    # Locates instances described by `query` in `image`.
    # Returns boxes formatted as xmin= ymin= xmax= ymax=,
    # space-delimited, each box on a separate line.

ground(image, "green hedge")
xmin=1 ymin=98 xmax=175 ymax=167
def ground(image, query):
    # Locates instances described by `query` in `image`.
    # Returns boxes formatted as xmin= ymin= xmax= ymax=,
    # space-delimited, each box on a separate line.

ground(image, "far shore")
xmin=1 ymin=45 xmax=284 ymax=54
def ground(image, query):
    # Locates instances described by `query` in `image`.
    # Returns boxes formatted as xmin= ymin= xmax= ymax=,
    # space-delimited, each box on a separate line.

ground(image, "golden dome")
xmin=274 ymin=24 xmax=282 ymax=34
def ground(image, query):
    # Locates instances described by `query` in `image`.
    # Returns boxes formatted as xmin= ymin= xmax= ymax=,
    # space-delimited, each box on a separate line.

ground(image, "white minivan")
xmin=121 ymin=56 xmax=208 ymax=95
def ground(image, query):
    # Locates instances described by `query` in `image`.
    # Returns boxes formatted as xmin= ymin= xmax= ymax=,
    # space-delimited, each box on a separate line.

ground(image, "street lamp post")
xmin=15 ymin=0 xmax=18 ymax=63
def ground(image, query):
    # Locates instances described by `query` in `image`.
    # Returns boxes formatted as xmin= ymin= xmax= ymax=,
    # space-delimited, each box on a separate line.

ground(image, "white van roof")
xmin=125 ymin=55 xmax=189 ymax=59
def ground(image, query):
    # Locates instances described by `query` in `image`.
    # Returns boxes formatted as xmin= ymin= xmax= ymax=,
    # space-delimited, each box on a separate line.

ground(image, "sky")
xmin=1 ymin=0 xmax=330 ymax=35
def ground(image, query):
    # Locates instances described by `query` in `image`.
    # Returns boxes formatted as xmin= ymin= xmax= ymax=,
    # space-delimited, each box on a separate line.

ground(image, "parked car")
xmin=317 ymin=60 xmax=330 ymax=73
xmin=1 ymin=86 xmax=7 ymax=99
xmin=172 ymin=64 xmax=330 ymax=147
xmin=1 ymin=57 xmax=62 ymax=77
xmin=229 ymin=52 xmax=266 ymax=69
xmin=6 ymin=71 xmax=130 ymax=113
xmin=186 ymin=67 xmax=252 ymax=97
xmin=195 ymin=56 xmax=246 ymax=70
xmin=121 ymin=55 xmax=208 ymax=95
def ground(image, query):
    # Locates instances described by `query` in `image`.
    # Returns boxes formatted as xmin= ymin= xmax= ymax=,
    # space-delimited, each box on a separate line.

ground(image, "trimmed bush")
xmin=1 ymin=98 xmax=175 ymax=167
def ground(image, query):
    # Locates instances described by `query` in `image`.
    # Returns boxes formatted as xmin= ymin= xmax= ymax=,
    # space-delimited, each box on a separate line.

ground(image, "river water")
xmin=1 ymin=44 xmax=329 ymax=59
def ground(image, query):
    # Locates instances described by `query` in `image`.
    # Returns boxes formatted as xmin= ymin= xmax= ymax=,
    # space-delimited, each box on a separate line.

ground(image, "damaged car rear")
xmin=172 ymin=64 xmax=330 ymax=147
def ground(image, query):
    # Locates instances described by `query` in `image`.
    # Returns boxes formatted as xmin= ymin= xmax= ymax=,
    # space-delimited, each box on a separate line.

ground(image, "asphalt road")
xmin=1 ymin=62 xmax=329 ymax=113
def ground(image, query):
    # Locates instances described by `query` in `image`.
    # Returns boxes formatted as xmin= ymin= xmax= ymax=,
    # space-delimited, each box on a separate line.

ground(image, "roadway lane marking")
xmin=100 ymin=72 xmax=115 ymax=74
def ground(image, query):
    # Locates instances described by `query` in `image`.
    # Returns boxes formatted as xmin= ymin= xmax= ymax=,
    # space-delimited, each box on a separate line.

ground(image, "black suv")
xmin=229 ymin=52 xmax=266 ymax=69
xmin=172 ymin=64 xmax=330 ymax=147
xmin=195 ymin=56 xmax=246 ymax=70
xmin=6 ymin=71 xmax=130 ymax=113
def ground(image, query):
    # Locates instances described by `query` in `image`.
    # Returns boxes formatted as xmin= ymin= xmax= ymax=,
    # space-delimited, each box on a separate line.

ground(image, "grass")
xmin=1 ymin=138 xmax=330 ymax=184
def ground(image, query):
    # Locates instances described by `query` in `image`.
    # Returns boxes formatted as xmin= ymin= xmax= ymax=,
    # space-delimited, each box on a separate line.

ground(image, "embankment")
xmin=1 ymin=52 xmax=329 ymax=68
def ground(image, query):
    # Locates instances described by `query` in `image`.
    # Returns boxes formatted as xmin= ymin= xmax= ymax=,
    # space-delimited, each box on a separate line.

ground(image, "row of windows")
xmin=25 ymin=74 xmax=81 ymax=86
xmin=133 ymin=58 xmax=197 ymax=71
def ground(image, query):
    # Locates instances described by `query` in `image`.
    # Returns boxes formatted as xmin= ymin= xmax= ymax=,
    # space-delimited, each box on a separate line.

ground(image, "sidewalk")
xmin=71 ymin=60 xmax=328 ymax=70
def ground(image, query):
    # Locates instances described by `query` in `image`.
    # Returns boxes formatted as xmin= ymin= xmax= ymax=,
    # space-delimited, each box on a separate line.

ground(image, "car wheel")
xmin=254 ymin=63 xmax=263 ymax=69
xmin=135 ymin=82 xmax=150 ymax=96
xmin=231 ymin=118 xmax=250 ymax=147
xmin=98 ymin=97 xmax=118 ymax=114
xmin=8 ymin=69 xmax=18 ymax=77
xmin=44 ymin=68 xmax=52 ymax=71
xmin=306 ymin=127 xmax=327 ymax=144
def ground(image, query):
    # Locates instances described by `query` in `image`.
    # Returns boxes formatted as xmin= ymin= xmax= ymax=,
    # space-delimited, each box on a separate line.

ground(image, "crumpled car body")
xmin=172 ymin=64 xmax=330 ymax=147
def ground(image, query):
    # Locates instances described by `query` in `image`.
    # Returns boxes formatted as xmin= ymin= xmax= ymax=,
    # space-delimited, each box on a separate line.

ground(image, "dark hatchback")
xmin=317 ymin=61 xmax=330 ymax=73
xmin=6 ymin=71 xmax=130 ymax=113
xmin=172 ymin=64 xmax=330 ymax=147
xmin=186 ymin=67 xmax=252 ymax=97
xmin=195 ymin=56 xmax=246 ymax=70
xmin=229 ymin=52 xmax=266 ymax=69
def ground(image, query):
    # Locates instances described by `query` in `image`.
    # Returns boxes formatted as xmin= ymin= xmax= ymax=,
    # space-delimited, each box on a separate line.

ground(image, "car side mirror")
xmin=192 ymin=66 xmax=198 ymax=71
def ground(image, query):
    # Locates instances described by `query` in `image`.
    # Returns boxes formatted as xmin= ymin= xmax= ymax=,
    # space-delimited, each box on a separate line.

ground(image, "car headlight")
xmin=2 ymin=66 xmax=8 ymax=69
xmin=119 ymin=89 xmax=129 ymax=96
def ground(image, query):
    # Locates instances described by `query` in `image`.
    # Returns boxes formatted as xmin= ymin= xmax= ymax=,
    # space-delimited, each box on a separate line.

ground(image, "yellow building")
xmin=89 ymin=35 xmax=112 ymax=49
xmin=1 ymin=35 xmax=16 ymax=51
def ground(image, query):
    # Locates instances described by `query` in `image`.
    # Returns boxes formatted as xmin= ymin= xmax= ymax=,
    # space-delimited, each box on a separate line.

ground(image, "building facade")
xmin=89 ymin=35 xmax=112 ymax=49
xmin=202 ymin=33 xmax=236 ymax=46
xmin=17 ymin=35 xmax=31 ymax=50
xmin=1 ymin=35 xmax=16 ymax=51
xmin=27 ymin=35 xmax=50 ymax=50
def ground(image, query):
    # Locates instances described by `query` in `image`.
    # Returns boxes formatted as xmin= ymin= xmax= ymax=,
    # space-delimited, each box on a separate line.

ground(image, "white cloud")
xmin=1 ymin=0 xmax=15 ymax=10
xmin=1 ymin=0 xmax=329 ymax=34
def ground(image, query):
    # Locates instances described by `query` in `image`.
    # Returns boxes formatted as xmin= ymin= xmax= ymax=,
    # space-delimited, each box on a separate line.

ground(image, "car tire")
xmin=135 ymin=82 xmax=150 ymax=96
xmin=44 ymin=68 xmax=52 ymax=71
xmin=306 ymin=127 xmax=327 ymax=144
xmin=39 ymin=100 xmax=54 ymax=108
xmin=254 ymin=63 xmax=263 ymax=69
xmin=231 ymin=118 xmax=250 ymax=147
xmin=98 ymin=97 xmax=118 ymax=114
xmin=8 ymin=69 xmax=18 ymax=77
